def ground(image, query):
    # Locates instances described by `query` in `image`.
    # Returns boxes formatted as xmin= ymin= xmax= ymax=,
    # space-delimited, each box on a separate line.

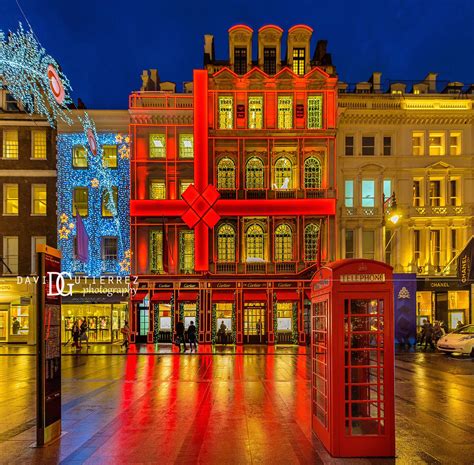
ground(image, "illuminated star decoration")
xmin=0 ymin=23 xmax=73 ymax=126
xmin=60 ymin=213 xmax=69 ymax=223
xmin=58 ymin=225 xmax=71 ymax=240
xmin=69 ymin=223 xmax=75 ymax=230
xmin=91 ymin=178 xmax=100 ymax=188
xmin=124 ymin=249 xmax=132 ymax=259
xmin=119 ymin=259 xmax=130 ymax=272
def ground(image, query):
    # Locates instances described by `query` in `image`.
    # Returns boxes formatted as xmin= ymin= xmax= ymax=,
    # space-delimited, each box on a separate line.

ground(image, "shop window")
xmin=73 ymin=187 xmax=88 ymax=217
xmin=448 ymin=291 xmax=469 ymax=329
xmin=416 ymin=291 xmax=432 ymax=327
xmin=102 ymin=145 xmax=118 ymax=168
xmin=345 ymin=136 xmax=354 ymax=156
xmin=345 ymin=230 xmax=354 ymax=258
xmin=149 ymin=134 xmax=166 ymax=158
xmin=429 ymin=180 xmax=442 ymax=207
xmin=274 ymin=157 xmax=293 ymax=189
xmin=3 ymin=184 xmax=18 ymax=215
xmin=2 ymin=236 xmax=18 ymax=274
xmin=383 ymin=136 xmax=392 ymax=156
xmin=101 ymin=187 xmax=118 ymax=217
xmin=31 ymin=236 xmax=46 ymax=274
xmin=2 ymin=130 xmax=18 ymax=159
xmin=72 ymin=145 xmax=88 ymax=168
xmin=263 ymin=48 xmax=276 ymax=75
xmin=101 ymin=237 xmax=118 ymax=260
xmin=275 ymin=224 xmax=293 ymax=262
xmin=217 ymin=224 xmax=235 ymax=263
xmin=246 ymin=157 xmax=264 ymax=189
xmin=412 ymin=132 xmax=424 ymax=156
xmin=361 ymin=136 xmax=375 ymax=156
xmin=361 ymin=179 xmax=375 ymax=207
xmin=344 ymin=180 xmax=354 ymax=207
xmin=234 ymin=47 xmax=247 ymax=75
xmin=218 ymin=96 xmax=233 ymax=129
xmin=383 ymin=179 xmax=392 ymax=202
xmin=277 ymin=96 xmax=293 ymax=129
xmin=449 ymin=132 xmax=461 ymax=156
xmin=179 ymin=230 xmax=194 ymax=273
xmin=304 ymin=157 xmax=321 ymax=189
xmin=246 ymin=223 xmax=264 ymax=261
xmin=183 ymin=303 xmax=197 ymax=330
xmin=179 ymin=134 xmax=194 ymax=158
xmin=429 ymin=132 xmax=445 ymax=156
xmin=304 ymin=223 xmax=320 ymax=261
xmin=362 ymin=230 xmax=375 ymax=259
xmin=180 ymin=180 xmax=193 ymax=198
xmin=413 ymin=230 xmax=421 ymax=268
xmin=248 ymin=96 xmax=263 ymax=129
xmin=150 ymin=230 xmax=163 ymax=273
xmin=430 ymin=229 xmax=441 ymax=269
xmin=158 ymin=303 xmax=172 ymax=331
xmin=292 ymin=48 xmax=305 ymax=75
xmin=10 ymin=305 xmax=29 ymax=336
xmin=216 ymin=303 xmax=232 ymax=338
xmin=149 ymin=180 xmax=166 ymax=199
xmin=31 ymin=184 xmax=47 ymax=215
xmin=449 ymin=179 xmax=460 ymax=206
xmin=31 ymin=130 xmax=47 ymax=159
xmin=276 ymin=302 xmax=293 ymax=331
xmin=307 ymin=96 xmax=323 ymax=129
xmin=217 ymin=157 xmax=236 ymax=189
xmin=413 ymin=179 xmax=423 ymax=207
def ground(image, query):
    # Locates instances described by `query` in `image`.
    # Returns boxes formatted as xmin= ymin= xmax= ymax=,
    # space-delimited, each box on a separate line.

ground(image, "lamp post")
xmin=382 ymin=192 xmax=401 ymax=264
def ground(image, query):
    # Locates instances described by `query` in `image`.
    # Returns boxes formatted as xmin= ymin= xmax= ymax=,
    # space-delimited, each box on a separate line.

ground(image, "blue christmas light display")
xmin=0 ymin=23 xmax=73 ymax=126
xmin=57 ymin=132 xmax=130 ymax=276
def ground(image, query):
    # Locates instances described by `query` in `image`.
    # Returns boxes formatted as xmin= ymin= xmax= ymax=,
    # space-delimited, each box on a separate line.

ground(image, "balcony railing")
xmin=304 ymin=188 xmax=327 ymax=199
xmin=275 ymin=189 xmax=296 ymax=199
xmin=245 ymin=262 xmax=267 ymax=274
xmin=218 ymin=189 xmax=237 ymax=199
xmin=275 ymin=262 xmax=297 ymax=273
xmin=410 ymin=205 xmax=467 ymax=216
xmin=129 ymin=92 xmax=193 ymax=109
xmin=216 ymin=262 xmax=237 ymax=273
xmin=245 ymin=189 xmax=267 ymax=199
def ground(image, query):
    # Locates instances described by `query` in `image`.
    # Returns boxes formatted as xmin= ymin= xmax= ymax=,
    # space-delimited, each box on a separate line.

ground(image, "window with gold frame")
xmin=304 ymin=223 xmax=320 ymax=261
xmin=217 ymin=224 xmax=235 ymax=263
xmin=102 ymin=145 xmax=118 ymax=168
xmin=149 ymin=180 xmax=166 ymax=199
xmin=149 ymin=134 xmax=166 ymax=158
xmin=2 ymin=130 xmax=18 ymax=159
xmin=150 ymin=230 xmax=163 ymax=272
xmin=275 ymin=224 xmax=293 ymax=262
xmin=276 ymin=302 xmax=293 ymax=331
xmin=31 ymin=130 xmax=47 ymax=159
xmin=72 ymin=145 xmax=88 ymax=168
xmin=3 ymin=184 xmax=18 ymax=215
xmin=307 ymin=96 xmax=323 ymax=129
xmin=31 ymin=184 xmax=47 ymax=215
xmin=179 ymin=134 xmax=194 ymax=158
xmin=274 ymin=157 xmax=293 ymax=189
xmin=218 ymin=96 xmax=234 ymax=129
xmin=248 ymin=96 xmax=263 ymax=129
xmin=277 ymin=96 xmax=293 ymax=129
xmin=246 ymin=224 xmax=265 ymax=261
xmin=101 ymin=187 xmax=118 ymax=217
xmin=73 ymin=187 xmax=88 ymax=217
xmin=246 ymin=157 xmax=264 ymax=189
xmin=217 ymin=157 xmax=235 ymax=189
xmin=292 ymin=48 xmax=305 ymax=75
xmin=304 ymin=157 xmax=322 ymax=188
xmin=180 ymin=230 xmax=194 ymax=273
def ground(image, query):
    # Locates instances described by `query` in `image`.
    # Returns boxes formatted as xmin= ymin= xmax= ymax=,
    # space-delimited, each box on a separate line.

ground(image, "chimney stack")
xmin=204 ymin=34 xmax=214 ymax=64
xmin=370 ymin=72 xmax=382 ymax=93
xmin=149 ymin=69 xmax=159 ymax=91
xmin=424 ymin=72 xmax=438 ymax=93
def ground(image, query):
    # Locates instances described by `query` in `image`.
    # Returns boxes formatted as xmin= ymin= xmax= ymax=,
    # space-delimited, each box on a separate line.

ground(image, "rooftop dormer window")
xmin=234 ymin=47 xmax=247 ymax=75
xmin=292 ymin=48 xmax=305 ymax=75
xmin=263 ymin=48 xmax=276 ymax=75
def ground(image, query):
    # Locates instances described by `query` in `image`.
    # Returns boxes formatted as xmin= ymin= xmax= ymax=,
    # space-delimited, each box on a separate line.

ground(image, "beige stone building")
xmin=336 ymin=73 xmax=474 ymax=330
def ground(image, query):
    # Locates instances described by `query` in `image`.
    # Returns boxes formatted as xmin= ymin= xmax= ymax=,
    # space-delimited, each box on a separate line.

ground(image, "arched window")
xmin=274 ymin=157 xmax=292 ymax=189
xmin=246 ymin=224 xmax=265 ymax=261
xmin=304 ymin=157 xmax=322 ymax=189
xmin=275 ymin=224 xmax=293 ymax=262
xmin=217 ymin=224 xmax=235 ymax=263
xmin=304 ymin=223 xmax=320 ymax=261
xmin=246 ymin=157 xmax=264 ymax=189
xmin=217 ymin=157 xmax=235 ymax=189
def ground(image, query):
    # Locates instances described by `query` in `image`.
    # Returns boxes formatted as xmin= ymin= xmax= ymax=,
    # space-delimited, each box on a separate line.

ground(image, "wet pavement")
xmin=0 ymin=345 xmax=472 ymax=465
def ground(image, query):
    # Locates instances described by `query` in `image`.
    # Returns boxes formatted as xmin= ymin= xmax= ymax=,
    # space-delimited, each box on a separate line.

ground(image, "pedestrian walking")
xmin=175 ymin=320 xmax=187 ymax=352
xmin=418 ymin=319 xmax=428 ymax=346
xmin=219 ymin=321 xmax=227 ymax=344
xmin=433 ymin=321 xmax=445 ymax=344
xmin=121 ymin=321 xmax=130 ymax=350
xmin=72 ymin=320 xmax=81 ymax=350
xmin=79 ymin=318 xmax=89 ymax=349
xmin=423 ymin=321 xmax=435 ymax=351
xmin=188 ymin=321 xmax=197 ymax=352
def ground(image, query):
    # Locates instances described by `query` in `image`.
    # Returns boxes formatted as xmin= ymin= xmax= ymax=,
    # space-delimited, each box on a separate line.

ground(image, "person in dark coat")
xmin=72 ymin=321 xmax=81 ymax=350
xmin=423 ymin=321 xmax=435 ymax=351
xmin=188 ymin=321 xmax=197 ymax=352
xmin=175 ymin=320 xmax=187 ymax=352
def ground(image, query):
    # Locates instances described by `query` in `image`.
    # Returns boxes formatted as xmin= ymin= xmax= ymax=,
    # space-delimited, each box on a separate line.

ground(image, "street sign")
xmin=36 ymin=245 xmax=62 ymax=446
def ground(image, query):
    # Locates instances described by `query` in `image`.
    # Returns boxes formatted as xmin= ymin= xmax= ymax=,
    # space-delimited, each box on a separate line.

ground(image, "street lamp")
xmin=383 ymin=192 xmax=401 ymax=226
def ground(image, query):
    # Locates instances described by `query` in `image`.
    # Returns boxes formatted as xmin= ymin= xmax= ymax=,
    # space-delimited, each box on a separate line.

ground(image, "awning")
xmin=212 ymin=291 xmax=235 ymax=302
xmin=151 ymin=291 xmax=173 ymax=302
xmin=130 ymin=290 xmax=148 ymax=302
xmin=275 ymin=290 xmax=299 ymax=301
xmin=177 ymin=291 xmax=199 ymax=302
xmin=244 ymin=290 xmax=267 ymax=302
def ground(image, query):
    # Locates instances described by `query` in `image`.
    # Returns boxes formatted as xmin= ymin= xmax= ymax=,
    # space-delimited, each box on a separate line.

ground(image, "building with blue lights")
xmin=57 ymin=110 xmax=131 ymax=343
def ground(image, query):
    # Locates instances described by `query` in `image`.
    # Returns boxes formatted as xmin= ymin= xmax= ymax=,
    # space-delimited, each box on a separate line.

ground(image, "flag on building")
xmin=76 ymin=212 xmax=89 ymax=263
xmin=457 ymin=236 xmax=474 ymax=284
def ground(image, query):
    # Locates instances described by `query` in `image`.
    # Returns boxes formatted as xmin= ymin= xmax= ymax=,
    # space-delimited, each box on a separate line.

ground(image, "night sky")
xmin=2 ymin=0 xmax=473 ymax=109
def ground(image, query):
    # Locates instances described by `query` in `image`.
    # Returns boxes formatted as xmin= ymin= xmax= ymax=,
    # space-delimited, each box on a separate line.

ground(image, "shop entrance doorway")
xmin=0 ymin=311 xmax=7 ymax=342
xmin=136 ymin=302 xmax=149 ymax=343
xmin=244 ymin=302 xmax=265 ymax=344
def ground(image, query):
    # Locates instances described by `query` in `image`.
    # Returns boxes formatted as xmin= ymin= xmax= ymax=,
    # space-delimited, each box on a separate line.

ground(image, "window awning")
xmin=212 ymin=291 xmax=235 ymax=302
xmin=151 ymin=291 xmax=173 ymax=302
xmin=275 ymin=290 xmax=299 ymax=301
xmin=130 ymin=290 xmax=148 ymax=302
xmin=244 ymin=290 xmax=267 ymax=302
xmin=177 ymin=291 xmax=199 ymax=302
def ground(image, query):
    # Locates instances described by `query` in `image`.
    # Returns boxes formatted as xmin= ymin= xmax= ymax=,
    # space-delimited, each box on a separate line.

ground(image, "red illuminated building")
xmin=129 ymin=24 xmax=337 ymax=345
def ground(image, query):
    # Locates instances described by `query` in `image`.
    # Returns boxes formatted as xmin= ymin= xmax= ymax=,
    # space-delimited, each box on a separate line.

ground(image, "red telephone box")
xmin=310 ymin=259 xmax=395 ymax=457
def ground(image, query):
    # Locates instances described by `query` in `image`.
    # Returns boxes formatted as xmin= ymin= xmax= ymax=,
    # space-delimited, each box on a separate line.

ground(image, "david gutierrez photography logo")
xmin=17 ymin=273 xmax=137 ymax=298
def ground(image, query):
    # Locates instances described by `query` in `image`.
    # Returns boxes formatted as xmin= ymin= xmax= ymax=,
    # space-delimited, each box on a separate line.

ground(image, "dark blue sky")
xmin=2 ymin=0 xmax=473 ymax=109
